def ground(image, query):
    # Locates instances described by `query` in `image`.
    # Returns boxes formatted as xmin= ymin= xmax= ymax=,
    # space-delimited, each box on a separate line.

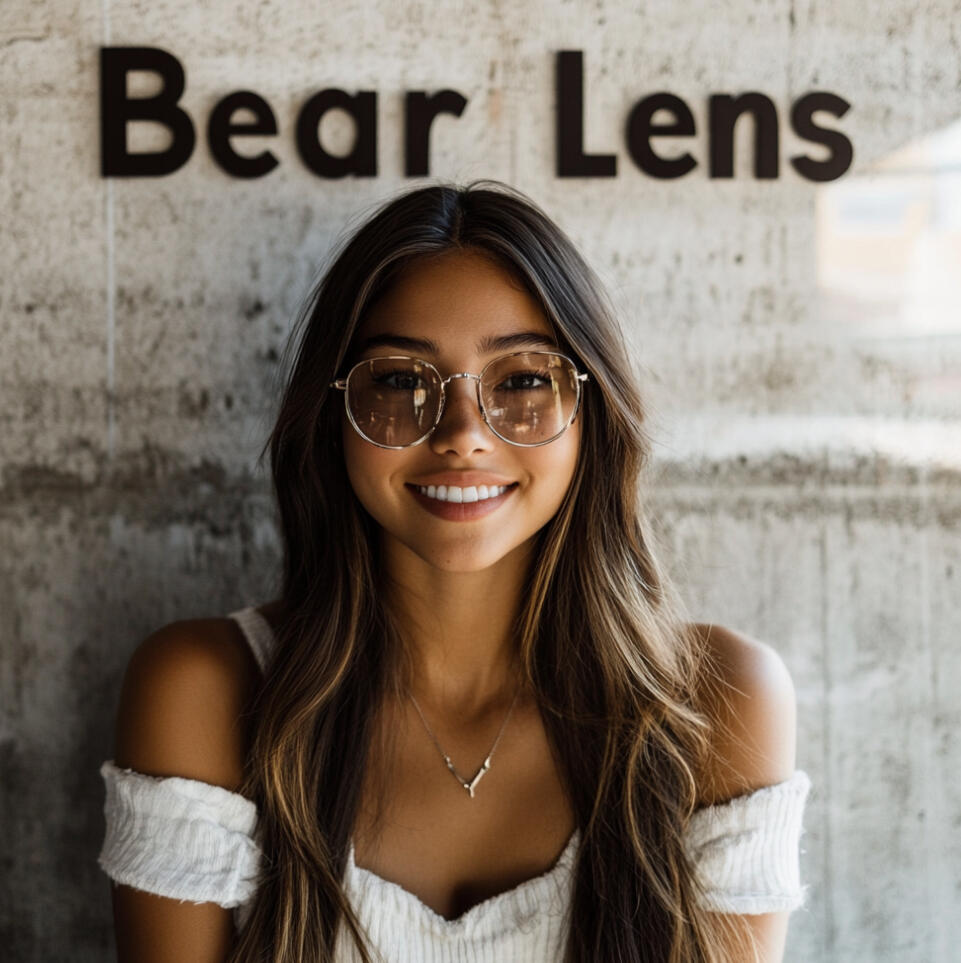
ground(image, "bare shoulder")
xmin=690 ymin=622 xmax=798 ymax=807
xmin=113 ymin=616 xmax=262 ymax=791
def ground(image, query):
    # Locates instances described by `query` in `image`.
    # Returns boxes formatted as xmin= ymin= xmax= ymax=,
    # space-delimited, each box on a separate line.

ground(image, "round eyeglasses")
xmin=330 ymin=350 xmax=589 ymax=449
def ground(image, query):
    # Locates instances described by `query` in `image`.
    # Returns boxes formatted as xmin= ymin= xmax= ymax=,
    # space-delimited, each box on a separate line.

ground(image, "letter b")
xmin=100 ymin=46 xmax=196 ymax=177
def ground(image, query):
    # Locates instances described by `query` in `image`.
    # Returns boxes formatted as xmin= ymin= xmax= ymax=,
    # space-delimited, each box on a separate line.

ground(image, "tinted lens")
xmin=346 ymin=358 xmax=441 ymax=447
xmin=480 ymin=352 xmax=579 ymax=444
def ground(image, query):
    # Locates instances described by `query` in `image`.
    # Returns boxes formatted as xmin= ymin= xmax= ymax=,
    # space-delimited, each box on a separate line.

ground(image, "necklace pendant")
xmin=410 ymin=689 xmax=520 ymax=803
xmin=465 ymin=755 xmax=492 ymax=798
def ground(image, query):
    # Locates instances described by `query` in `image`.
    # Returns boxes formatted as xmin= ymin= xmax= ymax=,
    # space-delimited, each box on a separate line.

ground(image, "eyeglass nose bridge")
xmin=432 ymin=371 xmax=487 ymax=435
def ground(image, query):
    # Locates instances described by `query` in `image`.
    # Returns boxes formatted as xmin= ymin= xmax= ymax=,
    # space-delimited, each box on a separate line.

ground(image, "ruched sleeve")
xmin=97 ymin=760 xmax=263 ymax=908
xmin=685 ymin=770 xmax=812 ymax=914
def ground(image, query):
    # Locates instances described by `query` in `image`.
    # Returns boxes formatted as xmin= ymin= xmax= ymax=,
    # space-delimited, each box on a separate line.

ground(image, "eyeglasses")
xmin=330 ymin=350 xmax=589 ymax=449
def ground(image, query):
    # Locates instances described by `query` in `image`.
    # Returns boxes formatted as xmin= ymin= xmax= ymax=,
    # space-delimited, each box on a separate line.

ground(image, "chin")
xmin=395 ymin=531 xmax=534 ymax=575
xmin=414 ymin=545 xmax=520 ymax=574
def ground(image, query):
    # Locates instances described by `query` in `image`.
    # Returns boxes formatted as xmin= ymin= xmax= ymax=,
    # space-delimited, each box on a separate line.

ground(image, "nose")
xmin=429 ymin=376 xmax=495 ymax=456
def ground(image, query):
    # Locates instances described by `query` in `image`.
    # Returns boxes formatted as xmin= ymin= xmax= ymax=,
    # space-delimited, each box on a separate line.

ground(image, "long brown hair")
xmin=228 ymin=182 xmax=755 ymax=962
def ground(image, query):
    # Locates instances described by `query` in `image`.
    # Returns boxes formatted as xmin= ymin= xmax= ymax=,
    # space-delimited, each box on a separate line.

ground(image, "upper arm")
xmin=693 ymin=623 xmax=800 ymax=963
xmin=109 ymin=618 xmax=260 ymax=963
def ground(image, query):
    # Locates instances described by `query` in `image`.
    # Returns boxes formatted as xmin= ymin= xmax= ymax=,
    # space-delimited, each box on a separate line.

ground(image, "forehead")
xmin=356 ymin=250 xmax=554 ymax=345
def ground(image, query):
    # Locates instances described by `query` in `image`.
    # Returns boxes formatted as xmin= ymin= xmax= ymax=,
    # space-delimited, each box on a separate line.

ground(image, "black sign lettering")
xmin=96 ymin=47 xmax=854 ymax=184
xmin=789 ymin=92 xmax=854 ymax=182
xmin=207 ymin=91 xmax=279 ymax=178
xmin=555 ymin=50 xmax=616 ymax=178
xmin=709 ymin=93 xmax=779 ymax=179
xmin=100 ymin=46 xmax=195 ymax=177
xmin=625 ymin=93 xmax=697 ymax=179
xmin=296 ymin=89 xmax=377 ymax=178
xmin=405 ymin=90 xmax=469 ymax=177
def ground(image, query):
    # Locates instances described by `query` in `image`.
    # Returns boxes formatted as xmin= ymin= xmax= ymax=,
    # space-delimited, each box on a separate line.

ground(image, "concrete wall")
xmin=2 ymin=1 xmax=959 ymax=960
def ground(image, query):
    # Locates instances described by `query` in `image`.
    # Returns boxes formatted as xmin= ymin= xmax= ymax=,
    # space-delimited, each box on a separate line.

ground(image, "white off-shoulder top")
xmin=98 ymin=607 xmax=812 ymax=962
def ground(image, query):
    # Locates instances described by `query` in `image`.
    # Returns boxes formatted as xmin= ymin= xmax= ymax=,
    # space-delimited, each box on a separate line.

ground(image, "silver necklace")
xmin=409 ymin=688 xmax=521 ymax=799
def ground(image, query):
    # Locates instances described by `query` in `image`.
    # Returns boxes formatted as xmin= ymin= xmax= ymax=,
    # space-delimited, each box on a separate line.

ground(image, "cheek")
xmin=553 ymin=422 xmax=581 ymax=484
xmin=341 ymin=417 xmax=424 ymax=543
xmin=342 ymin=419 xmax=389 ymax=505
xmin=530 ymin=426 xmax=581 ymax=506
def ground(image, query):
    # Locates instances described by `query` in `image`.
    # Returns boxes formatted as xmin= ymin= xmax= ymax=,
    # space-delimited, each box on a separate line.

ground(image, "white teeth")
xmin=415 ymin=484 xmax=510 ymax=503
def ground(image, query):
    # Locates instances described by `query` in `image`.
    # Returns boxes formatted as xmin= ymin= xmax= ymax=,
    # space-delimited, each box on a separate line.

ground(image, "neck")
xmin=382 ymin=542 xmax=533 ymax=719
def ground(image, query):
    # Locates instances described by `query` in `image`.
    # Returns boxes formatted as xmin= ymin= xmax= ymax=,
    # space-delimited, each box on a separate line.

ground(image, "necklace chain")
xmin=408 ymin=687 xmax=521 ymax=799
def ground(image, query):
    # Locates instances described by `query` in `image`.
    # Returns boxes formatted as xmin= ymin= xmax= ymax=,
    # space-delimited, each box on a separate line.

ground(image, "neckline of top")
xmin=345 ymin=826 xmax=581 ymax=932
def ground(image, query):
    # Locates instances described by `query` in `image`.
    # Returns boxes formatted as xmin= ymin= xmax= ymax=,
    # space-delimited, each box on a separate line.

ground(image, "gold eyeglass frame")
xmin=330 ymin=350 xmax=589 ymax=450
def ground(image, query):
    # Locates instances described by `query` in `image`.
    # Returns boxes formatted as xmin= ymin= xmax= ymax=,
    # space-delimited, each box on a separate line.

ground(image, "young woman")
xmin=99 ymin=182 xmax=810 ymax=963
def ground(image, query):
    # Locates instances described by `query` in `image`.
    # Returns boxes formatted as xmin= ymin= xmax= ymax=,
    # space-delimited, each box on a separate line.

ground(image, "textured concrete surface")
xmin=1 ymin=1 xmax=960 ymax=960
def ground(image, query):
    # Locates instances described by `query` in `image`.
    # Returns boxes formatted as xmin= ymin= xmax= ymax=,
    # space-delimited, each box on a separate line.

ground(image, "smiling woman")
xmin=98 ymin=182 xmax=810 ymax=963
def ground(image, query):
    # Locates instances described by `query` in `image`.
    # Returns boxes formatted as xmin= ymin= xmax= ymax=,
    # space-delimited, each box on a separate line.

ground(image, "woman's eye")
xmin=376 ymin=371 xmax=423 ymax=390
xmin=497 ymin=370 xmax=552 ymax=391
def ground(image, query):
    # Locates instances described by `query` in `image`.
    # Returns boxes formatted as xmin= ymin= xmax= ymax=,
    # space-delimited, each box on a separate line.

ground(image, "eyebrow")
xmin=355 ymin=330 xmax=559 ymax=355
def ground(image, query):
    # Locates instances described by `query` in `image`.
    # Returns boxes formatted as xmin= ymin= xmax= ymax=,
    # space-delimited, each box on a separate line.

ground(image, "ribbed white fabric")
xmin=98 ymin=606 xmax=812 ymax=960
xmin=98 ymin=761 xmax=261 ymax=908
xmin=684 ymin=770 xmax=811 ymax=913
xmin=337 ymin=828 xmax=577 ymax=963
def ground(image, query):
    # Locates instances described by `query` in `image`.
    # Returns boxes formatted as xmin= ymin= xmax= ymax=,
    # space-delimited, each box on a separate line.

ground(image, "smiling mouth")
xmin=404 ymin=482 xmax=519 ymax=520
xmin=411 ymin=483 xmax=515 ymax=503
